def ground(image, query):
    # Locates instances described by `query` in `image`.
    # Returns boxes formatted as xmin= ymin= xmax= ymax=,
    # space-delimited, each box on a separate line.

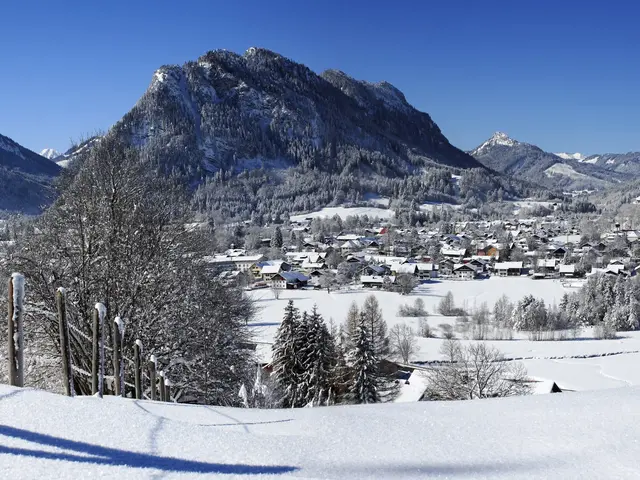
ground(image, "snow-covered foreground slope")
xmin=1 ymin=384 xmax=640 ymax=479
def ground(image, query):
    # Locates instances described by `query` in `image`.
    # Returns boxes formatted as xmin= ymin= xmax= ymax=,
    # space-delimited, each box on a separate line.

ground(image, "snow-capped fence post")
xmin=56 ymin=288 xmax=74 ymax=396
xmin=8 ymin=273 xmax=25 ymax=387
xmin=113 ymin=317 xmax=125 ymax=396
xmin=134 ymin=340 xmax=143 ymax=400
xmin=148 ymin=356 xmax=157 ymax=401
xmin=94 ymin=303 xmax=107 ymax=398
xmin=159 ymin=371 xmax=166 ymax=402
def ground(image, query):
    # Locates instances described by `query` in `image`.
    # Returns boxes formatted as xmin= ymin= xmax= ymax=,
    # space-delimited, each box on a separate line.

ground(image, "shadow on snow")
xmin=0 ymin=425 xmax=298 ymax=475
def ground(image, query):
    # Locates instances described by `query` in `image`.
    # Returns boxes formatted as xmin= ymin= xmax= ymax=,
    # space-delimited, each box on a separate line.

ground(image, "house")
xmin=390 ymin=263 xmax=419 ymax=276
xmin=537 ymin=259 xmax=557 ymax=275
xmin=476 ymin=245 xmax=499 ymax=258
xmin=340 ymin=240 xmax=362 ymax=255
xmin=439 ymin=259 xmax=455 ymax=276
xmin=453 ymin=263 xmax=477 ymax=279
xmin=270 ymin=271 xmax=309 ymax=289
xmin=527 ymin=379 xmax=563 ymax=394
xmin=232 ymin=255 xmax=267 ymax=272
xmin=217 ymin=270 xmax=243 ymax=286
xmin=494 ymin=261 xmax=524 ymax=277
xmin=558 ymin=264 xmax=576 ymax=278
xmin=550 ymin=247 xmax=568 ymax=259
xmin=361 ymin=275 xmax=395 ymax=288
xmin=416 ymin=263 xmax=439 ymax=280
xmin=467 ymin=258 xmax=487 ymax=273
xmin=259 ymin=261 xmax=291 ymax=280
xmin=204 ymin=255 xmax=235 ymax=272
xmin=441 ymin=248 xmax=467 ymax=261
xmin=361 ymin=264 xmax=390 ymax=277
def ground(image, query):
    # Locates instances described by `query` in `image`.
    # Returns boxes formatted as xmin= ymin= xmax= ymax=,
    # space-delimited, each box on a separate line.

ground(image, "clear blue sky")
xmin=1 ymin=0 xmax=638 ymax=155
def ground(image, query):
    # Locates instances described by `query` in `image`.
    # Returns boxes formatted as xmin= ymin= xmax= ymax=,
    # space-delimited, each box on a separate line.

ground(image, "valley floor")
xmin=249 ymin=277 xmax=640 ymax=392
xmin=1 ymin=384 xmax=639 ymax=479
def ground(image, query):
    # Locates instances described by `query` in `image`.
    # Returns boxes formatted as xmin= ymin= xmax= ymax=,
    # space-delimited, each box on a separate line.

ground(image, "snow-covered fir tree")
xmin=346 ymin=313 xmax=380 ymax=404
xmin=271 ymin=300 xmax=303 ymax=407
xmin=299 ymin=305 xmax=338 ymax=406
xmin=271 ymin=226 xmax=283 ymax=249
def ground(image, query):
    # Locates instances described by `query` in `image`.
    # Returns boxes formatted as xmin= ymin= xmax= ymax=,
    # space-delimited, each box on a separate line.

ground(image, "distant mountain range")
xmin=16 ymin=48 xmax=639 ymax=217
xmin=470 ymin=132 xmax=638 ymax=192
xmin=0 ymin=134 xmax=61 ymax=214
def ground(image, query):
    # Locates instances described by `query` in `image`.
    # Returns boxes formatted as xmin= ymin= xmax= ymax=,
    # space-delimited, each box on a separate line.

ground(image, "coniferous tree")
xmin=346 ymin=313 xmax=380 ymax=404
xmin=271 ymin=226 xmax=283 ymax=249
xmin=272 ymin=300 xmax=303 ymax=407
xmin=300 ymin=305 xmax=338 ymax=406
xmin=342 ymin=301 xmax=360 ymax=350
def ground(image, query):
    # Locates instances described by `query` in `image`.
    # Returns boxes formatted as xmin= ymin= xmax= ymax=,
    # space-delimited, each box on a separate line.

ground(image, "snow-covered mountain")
xmin=110 ymin=47 xmax=482 ymax=176
xmin=555 ymin=152 xmax=587 ymax=161
xmin=39 ymin=148 xmax=61 ymax=160
xmin=0 ymin=133 xmax=61 ymax=213
xmin=471 ymin=132 xmax=627 ymax=191
xmin=66 ymin=48 xmax=536 ymax=218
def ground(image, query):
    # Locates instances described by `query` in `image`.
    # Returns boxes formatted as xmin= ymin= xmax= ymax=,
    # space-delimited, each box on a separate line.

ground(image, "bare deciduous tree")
xmin=424 ymin=340 xmax=530 ymax=401
xmin=6 ymin=136 xmax=255 ymax=404
xmin=389 ymin=323 xmax=417 ymax=364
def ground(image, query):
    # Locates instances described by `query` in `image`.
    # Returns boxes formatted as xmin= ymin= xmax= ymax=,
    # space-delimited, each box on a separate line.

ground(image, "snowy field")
xmin=290 ymin=207 xmax=394 ymax=221
xmin=289 ymin=201 xmax=461 ymax=221
xmin=249 ymin=277 xmax=640 ymax=391
xmin=1 ymin=384 xmax=640 ymax=479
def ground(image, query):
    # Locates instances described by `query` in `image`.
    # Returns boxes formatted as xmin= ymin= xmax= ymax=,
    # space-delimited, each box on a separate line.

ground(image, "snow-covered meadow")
xmin=290 ymin=206 xmax=395 ymax=221
xmin=1 ymin=383 xmax=640 ymax=479
xmin=249 ymin=277 xmax=640 ymax=392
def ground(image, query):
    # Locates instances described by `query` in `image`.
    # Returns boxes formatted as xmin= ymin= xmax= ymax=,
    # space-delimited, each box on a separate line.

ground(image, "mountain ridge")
xmin=470 ymin=132 xmax=630 ymax=192
xmin=0 ymin=134 xmax=61 ymax=213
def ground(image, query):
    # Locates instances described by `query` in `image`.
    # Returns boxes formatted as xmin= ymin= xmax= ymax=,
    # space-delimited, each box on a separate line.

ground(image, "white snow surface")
xmin=290 ymin=207 xmax=395 ymax=221
xmin=39 ymin=148 xmax=60 ymax=159
xmin=544 ymin=163 xmax=588 ymax=179
xmin=249 ymin=278 xmax=640 ymax=391
xmin=555 ymin=152 xmax=587 ymax=161
xmin=1 ymin=384 xmax=640 ymax=479
xmin=56 ymin=159 xmax=72 ymax=168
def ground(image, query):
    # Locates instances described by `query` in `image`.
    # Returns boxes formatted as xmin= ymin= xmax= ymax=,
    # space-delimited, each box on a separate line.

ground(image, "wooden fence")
xmin=7 ymin=273 xmax=174 ymax=402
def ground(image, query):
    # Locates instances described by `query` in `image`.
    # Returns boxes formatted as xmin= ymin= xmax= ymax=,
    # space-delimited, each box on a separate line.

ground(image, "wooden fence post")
xmin=91 ymin=306 xmax=99 ymax=395
xmin=159 ymin=371 xmax=166 ymax=402
xmin=148 ymin=356 xmax=157 ymax=401
xmin=94 ymin=303 xmax=106 ymax=398
xmin=8 ymin=273 xmax=25 ymax=387
xmin=164 ymin=378 xmax=172 ymax=402
xmin=56 ymin=288 xmax=73 ymax=396
xmin=134 ymin=340 xmax=143 ymax=400
xmin=113 ymin=317 xmax=125 ymax=396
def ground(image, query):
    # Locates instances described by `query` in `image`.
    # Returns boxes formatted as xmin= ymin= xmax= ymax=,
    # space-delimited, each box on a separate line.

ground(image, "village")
xmin=204 ymin=210 xmax=639 ymax=292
